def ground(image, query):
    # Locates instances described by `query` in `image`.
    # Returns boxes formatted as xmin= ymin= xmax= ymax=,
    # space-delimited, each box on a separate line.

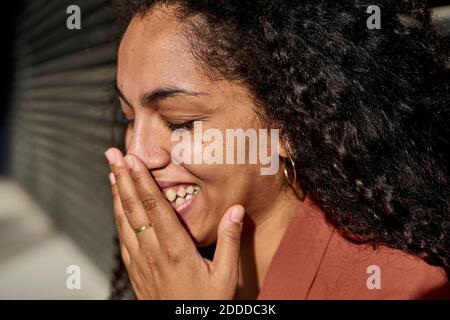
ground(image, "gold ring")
xmin=134 ymin=224 xmax=152 ymax=234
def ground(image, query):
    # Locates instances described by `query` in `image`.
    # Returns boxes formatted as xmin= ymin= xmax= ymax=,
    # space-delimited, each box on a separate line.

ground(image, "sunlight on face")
xmin=117 ymin=6 xmax=286 ymax=246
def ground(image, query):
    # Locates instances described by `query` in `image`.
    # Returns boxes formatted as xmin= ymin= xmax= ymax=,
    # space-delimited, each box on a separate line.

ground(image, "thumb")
xmin=211 ymin=205 xmax=245 ymax=278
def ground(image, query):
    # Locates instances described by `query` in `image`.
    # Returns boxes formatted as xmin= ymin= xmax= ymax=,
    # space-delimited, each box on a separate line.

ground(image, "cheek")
xmin=185 ymin=162 xmax=258 ymax=206
xmin=181 ymin=162 xmax=218 ymax=183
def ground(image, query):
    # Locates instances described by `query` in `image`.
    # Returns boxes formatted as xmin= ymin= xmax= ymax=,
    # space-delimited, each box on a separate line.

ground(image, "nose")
xmin=125 ymin=116 xmax=171 ymax=170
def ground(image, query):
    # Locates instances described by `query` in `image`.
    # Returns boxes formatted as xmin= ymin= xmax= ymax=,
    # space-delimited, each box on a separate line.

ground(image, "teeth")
xmin=165 ymin=190 xmax=177 ymax=202
xmin=164 ymin=184 xmax=200 ymax=206
xmin=186 ymin=186 xmax=194 ymax=194
xmin=177 ymin=187 xmax=186 ymax=197
xmin=175 ymin=197 xmax=185 ymax=206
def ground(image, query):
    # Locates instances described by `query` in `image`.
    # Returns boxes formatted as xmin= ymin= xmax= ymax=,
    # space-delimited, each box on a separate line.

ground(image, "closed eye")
xmin=118 ymin=107 xmax=200 ymax=131
xmin=164 ymin=119 xmax=196 ymax=131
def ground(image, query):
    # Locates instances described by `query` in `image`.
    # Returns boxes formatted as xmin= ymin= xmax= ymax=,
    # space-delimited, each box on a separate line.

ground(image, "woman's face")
xmin=117 ymin=7 xmax=286 ymax=246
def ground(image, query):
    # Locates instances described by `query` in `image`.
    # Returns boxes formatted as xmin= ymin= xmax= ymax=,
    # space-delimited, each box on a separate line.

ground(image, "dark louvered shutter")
xmin=7 ymin=0 xmax=121 ymax=274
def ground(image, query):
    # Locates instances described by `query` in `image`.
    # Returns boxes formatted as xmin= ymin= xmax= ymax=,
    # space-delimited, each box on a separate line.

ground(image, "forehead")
xmin=117 ymin=7 xmax=203 ymax=99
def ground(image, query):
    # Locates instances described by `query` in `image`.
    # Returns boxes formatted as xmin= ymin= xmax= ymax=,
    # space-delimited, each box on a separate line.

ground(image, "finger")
xmin=106 ymin=149 xmax=151 ymax=231
xmin=211 ymin=205 xmax=245 ymax=278
xmin=125 ymin=154 xmax=192 ymax=248
xmin=106 ymin=148 xmax=159 ymax=249
xmin=110 ymin=172 xmax=139 ymax=255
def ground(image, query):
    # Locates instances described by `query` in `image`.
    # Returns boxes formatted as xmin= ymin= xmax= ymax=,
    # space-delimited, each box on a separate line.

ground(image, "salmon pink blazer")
xmin=257 ymin=198 xmax=450 ymax=299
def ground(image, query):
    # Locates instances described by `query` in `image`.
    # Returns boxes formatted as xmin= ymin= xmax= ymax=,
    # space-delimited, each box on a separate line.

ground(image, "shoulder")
xmin=258 ymin=199 xmax=449 ymax=300
xmin=310 ymin=230 xmax=450 ymax=299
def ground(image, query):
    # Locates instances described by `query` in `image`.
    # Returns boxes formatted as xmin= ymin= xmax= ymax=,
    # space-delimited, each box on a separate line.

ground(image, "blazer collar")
xmin=257 ymin=197 xmax=335 ymax=299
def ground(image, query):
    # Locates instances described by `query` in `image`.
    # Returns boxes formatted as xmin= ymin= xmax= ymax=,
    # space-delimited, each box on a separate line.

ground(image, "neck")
xmin=235 ymin=188 xmax=303 ymax=299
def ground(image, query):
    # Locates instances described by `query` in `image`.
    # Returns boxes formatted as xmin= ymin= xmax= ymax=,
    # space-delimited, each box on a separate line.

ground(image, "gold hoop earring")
xmin=284 ymin=154 xmax=305 ymax=201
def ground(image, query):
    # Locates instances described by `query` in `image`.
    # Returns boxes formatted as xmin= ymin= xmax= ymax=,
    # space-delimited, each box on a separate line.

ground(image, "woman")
xmin=106 ymin=0 xmax=450 ymax=299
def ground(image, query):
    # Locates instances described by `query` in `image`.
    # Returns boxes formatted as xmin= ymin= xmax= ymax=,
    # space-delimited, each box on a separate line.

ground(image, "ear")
xmin=278 ymin=138 xmax=290 ymax=159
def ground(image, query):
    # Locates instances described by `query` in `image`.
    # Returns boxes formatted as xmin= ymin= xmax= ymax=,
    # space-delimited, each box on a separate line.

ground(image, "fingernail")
xmin=109 ymin=172 xmax=116 ymax=185
xmin=230 ymin=206 xmax=245 ymax=224
xmin=125 ymin=156 xmax=134 ymax=170
xmin=105 ymin=150 xmax=116 ymax=165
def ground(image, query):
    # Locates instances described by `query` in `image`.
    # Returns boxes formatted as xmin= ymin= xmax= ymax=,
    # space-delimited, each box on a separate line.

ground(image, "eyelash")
xmin=164 ymin=119 xmax=195 ymax=131
xmin=119 ymin=112 xmax=195 ymax=131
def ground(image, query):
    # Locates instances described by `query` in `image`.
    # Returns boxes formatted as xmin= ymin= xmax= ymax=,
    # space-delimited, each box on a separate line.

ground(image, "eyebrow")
xmin=115 ymin=84 xmax=205 ymax=108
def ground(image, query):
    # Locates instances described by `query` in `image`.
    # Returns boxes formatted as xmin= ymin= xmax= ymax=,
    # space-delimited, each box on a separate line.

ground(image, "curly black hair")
xmin=110 ymin=0 xmax=450 ymax=299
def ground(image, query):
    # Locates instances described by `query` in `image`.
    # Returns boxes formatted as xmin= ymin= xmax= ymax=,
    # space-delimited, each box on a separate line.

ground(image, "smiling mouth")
xmin=163 ymin=184 xmax=200 ymax=211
